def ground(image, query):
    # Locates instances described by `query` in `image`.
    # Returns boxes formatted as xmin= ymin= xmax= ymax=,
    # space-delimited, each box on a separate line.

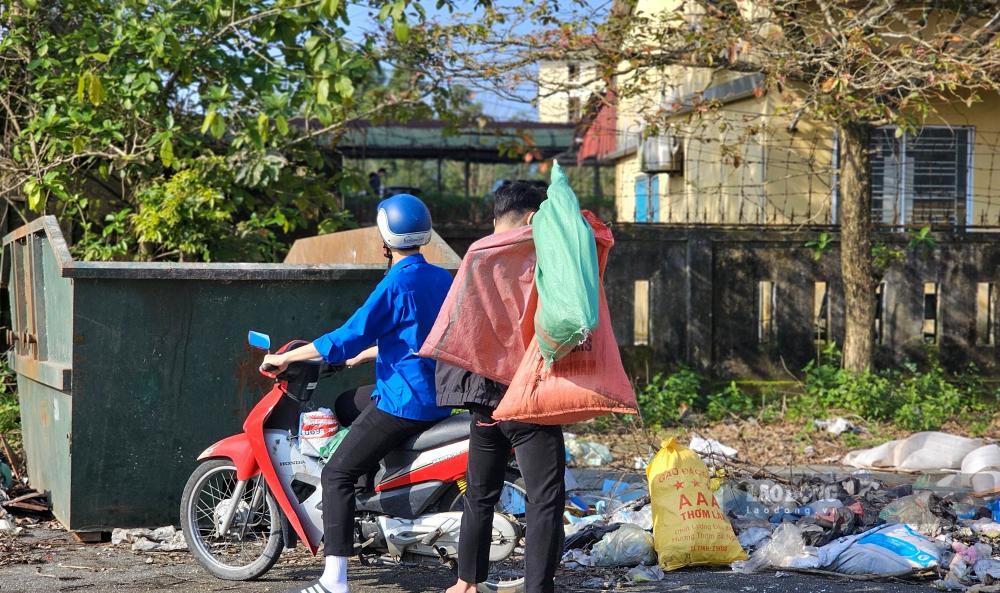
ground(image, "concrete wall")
xmin=604 ymin=225 xmax=1000 ymax=378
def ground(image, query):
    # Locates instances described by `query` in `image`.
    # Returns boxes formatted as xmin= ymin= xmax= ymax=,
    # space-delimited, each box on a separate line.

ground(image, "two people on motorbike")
xmin=262 ymin=193 xmax=453 ymax=593
xmin=265 ymin=184 xmax=564 ymax=593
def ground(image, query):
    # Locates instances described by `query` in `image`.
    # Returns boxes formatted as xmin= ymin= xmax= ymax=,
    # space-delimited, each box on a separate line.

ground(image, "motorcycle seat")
xmin=400 ymin=412 xmax=471 ymax=451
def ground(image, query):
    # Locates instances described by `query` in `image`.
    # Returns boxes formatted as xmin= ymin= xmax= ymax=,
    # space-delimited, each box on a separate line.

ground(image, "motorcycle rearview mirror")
xmin=247 ymin=331 xmax=271 ymax=351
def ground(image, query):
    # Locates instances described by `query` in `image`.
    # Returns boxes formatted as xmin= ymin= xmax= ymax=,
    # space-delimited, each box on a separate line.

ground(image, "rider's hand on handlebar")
xmin=261 ymin=353 xmax=289 ymax=374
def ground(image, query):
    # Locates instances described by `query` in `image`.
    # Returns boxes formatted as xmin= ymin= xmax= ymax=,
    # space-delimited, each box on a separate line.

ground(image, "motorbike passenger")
xmin=262 ymin=194 xmax=452 ymax=593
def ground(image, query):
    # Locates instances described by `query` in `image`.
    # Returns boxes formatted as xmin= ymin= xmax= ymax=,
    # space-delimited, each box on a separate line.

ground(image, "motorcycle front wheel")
xmin=180 ymin=459 xmax=283 ymax=580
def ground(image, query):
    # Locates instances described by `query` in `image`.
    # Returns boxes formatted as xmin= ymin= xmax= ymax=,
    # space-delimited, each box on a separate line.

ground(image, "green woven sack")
xmin=533 ymin=162 xmax=599 ymax=365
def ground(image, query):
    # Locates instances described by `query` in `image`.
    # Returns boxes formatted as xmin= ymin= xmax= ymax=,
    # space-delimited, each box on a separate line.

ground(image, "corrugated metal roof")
xmin=325 ymin=120 xmax=577 ymax=163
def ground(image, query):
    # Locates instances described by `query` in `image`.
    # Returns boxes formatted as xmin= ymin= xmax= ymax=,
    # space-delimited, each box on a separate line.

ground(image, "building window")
xmin=922 ymin=282 xmax=939 ymax=343
xmin=814 ymin=282 xmax=830 ymax=343
xmin=977 ymin=283 xmax=995 ymax=347
xmin=634 ymin=280 xmax=650 ymax=346
xmin=567 ymin=62 xmax=579 ymax=81
xmin=758 ymin=281 xmax=776 ymax=344
xmin=875 ymin=282 xmax=886 ymax=345
xmin=870 ymin=126 xmax=972 ymax=227
xmin=567 ymin=96 xmax=581 ymax=122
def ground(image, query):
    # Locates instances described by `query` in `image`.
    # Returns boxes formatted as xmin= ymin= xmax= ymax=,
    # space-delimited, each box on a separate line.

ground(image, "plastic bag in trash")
xmin=627 ymin=564 xmax=666 ymax=582
xmin=935 ymin=558 xmax=972 ymax=591
xmin=737 ymin=526 xmax=774 ymax=550
xmin=562 ymin=548 xmax=594 ymax=568
xmin=878 ymin=491 xmax=945 ymax=537
xmin=970 ymin=519 xmax=1000 ymax=538
xmin=821 ymin=524 xmax=941 ymax=576
xmin=648 ymin=438 xmax=746 ymax=570
xmin=813 ymin=417 xmax=859 ymax=435
xmin=299 ymin=408 xmax=339 ymax=458
xmin=0 ymin=514 xmax=21 ymax=536
xmin=564 ymin=523 xmax=620 ymax=550
xmin=111 ymin=526 xmax=187 ymax=552
xmin=732 ymin=523 xmax=821 ymax=574
xmin=590 ymin=524 xmax=656 ymax=567
xmin=610 ymin=505 xmax=653 ymax=530
xmin=715 ymin=483 xmax=770 ymax=520
xmin=688 ymin=436 xmax=737 ymax=460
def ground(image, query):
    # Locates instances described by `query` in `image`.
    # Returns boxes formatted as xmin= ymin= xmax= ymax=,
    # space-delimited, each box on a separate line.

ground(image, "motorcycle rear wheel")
xmin=439 ymin=470 xmax=527 ymax=593
xmin=180 ymin=459 xmax=283 ymax=580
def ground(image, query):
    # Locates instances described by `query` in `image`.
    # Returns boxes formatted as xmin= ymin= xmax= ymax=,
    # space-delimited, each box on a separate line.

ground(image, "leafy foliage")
xmin=637 ymin=368 xmax=703 ymax=428
xmin=0 ymin=358 xmax=19 ymax=437
xmin=792 ymin=345 xmax=995 ymax=433
xmin=804 ymin=231 xmax=832 ymax=261
xmin=705 ymin=381 xmax=755 ymax=423
xmin=0 ymin=0 xmax=466 ymax=261
xmin=634 ymin=345 xmax=997 ymax=434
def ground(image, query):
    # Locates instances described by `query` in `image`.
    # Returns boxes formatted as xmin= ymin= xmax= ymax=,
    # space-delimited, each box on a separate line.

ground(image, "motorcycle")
xmin=180 ymin=332 xmax=527 ymax=592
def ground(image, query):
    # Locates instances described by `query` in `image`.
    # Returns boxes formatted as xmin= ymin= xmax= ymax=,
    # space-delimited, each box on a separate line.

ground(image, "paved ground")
xmin=0 ymin=527 xmax=940 ymax=593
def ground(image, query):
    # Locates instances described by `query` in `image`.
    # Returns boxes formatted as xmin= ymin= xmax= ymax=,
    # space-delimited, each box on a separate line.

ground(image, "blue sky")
xmin=343 ymin=0 xmax=609 ymax=121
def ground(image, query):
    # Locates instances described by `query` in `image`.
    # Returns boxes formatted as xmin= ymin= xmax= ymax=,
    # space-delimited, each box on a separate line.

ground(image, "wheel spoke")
xmin=186 ymin=465 xmax=277 ymax=571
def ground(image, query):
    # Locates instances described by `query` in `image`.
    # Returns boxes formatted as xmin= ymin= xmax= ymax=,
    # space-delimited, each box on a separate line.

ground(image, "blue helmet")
xmin=376 ymin=194 xmax=432 ymax=249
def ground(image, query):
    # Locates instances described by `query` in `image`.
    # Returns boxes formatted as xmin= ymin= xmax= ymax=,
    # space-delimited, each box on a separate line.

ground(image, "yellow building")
xmin=537 ymin=60 xmax=602 ymax=123
xmin=579 ymin=0 xmax=1000 ymax=228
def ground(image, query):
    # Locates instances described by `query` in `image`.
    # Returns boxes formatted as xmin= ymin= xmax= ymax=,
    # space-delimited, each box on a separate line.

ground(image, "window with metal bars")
xmin=869 ymin=127 xmax=972 ymax=227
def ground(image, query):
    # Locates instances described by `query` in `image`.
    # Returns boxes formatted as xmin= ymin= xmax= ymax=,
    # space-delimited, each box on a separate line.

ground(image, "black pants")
xmin=321 ymin=391 xmax=434 ymax=557
xmin=458 ymin=408 xmax=566 ymax=593
xmin=333 ymin=384 xmax=376 ymax=427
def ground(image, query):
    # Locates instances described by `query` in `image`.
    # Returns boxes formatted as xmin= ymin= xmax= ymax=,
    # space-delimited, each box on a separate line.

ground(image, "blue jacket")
xmin=313 ymin=254 xmax=453 ymax=421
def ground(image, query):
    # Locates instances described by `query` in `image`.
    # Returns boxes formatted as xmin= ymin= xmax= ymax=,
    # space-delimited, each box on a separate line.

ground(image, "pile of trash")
xmin=0 ymin=443 xmax=51 ymax=539
xmin=562 ymin=478 xmax=665 ymax=584
xmin=559 ymin=433 xmax=1000 ymax=590
xmin=565 ymin=433 xmax=615 ymax=467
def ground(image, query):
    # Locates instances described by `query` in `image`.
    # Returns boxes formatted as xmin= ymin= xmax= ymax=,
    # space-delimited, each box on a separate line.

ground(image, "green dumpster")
xmin=4 ymin=216 xmax=459 ymax=533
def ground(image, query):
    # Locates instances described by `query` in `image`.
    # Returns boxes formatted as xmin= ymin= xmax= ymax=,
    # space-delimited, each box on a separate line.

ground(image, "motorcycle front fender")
xmin=198 ymin=433 xmax=260 ymax=482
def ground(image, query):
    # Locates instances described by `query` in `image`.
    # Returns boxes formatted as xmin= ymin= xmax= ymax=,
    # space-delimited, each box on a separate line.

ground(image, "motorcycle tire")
xmin=180 ymin=459 xmax=283 ymax=580
xmin=438 ymin=468 xmax=527 ymax=593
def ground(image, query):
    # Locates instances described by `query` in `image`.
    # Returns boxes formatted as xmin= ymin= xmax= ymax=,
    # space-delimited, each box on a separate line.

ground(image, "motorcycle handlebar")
xmin=259 ymin=360 xmax=343 ymax=380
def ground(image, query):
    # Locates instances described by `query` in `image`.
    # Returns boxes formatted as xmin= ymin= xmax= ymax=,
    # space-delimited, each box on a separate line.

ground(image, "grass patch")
xmin=631 ymin=345 xmax=1000 ymax=436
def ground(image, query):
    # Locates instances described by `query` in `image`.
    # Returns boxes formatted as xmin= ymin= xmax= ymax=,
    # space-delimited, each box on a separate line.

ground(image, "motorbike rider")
xmin=437 ymin=181 xmax=566 ymax=593
xmin=262 ymin=194 xmax=452 ymax=593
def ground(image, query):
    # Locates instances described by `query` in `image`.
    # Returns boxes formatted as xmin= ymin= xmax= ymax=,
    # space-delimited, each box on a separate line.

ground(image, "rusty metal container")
xmin=4 ymin=217 xmax=458 ymax=532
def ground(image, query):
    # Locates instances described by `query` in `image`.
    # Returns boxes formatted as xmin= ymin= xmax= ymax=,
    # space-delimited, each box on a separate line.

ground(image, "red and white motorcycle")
xmin=180 ymin=332 xmax=526 ymax=592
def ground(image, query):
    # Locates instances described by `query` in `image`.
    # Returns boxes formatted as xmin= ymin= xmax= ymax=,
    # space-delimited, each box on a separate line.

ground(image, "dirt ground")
xmin=0 ymin=526 xmax=942 ymax=593
xmin=2 ymin=419 xmax=993 ymax=593
xmin=579 ymin=417 xmax=1000 ymax=472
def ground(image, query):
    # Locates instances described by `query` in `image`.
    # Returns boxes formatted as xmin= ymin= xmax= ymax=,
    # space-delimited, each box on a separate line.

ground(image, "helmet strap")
xmin=383 ymin=243 xmax=393 ymax=273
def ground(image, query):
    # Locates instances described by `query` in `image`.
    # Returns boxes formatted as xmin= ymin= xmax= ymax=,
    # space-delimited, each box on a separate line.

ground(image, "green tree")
xmin=0 ymin=0 xmax=458 ymax=261
xmin=437 ymin=1 xmax=1000 ymax=370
